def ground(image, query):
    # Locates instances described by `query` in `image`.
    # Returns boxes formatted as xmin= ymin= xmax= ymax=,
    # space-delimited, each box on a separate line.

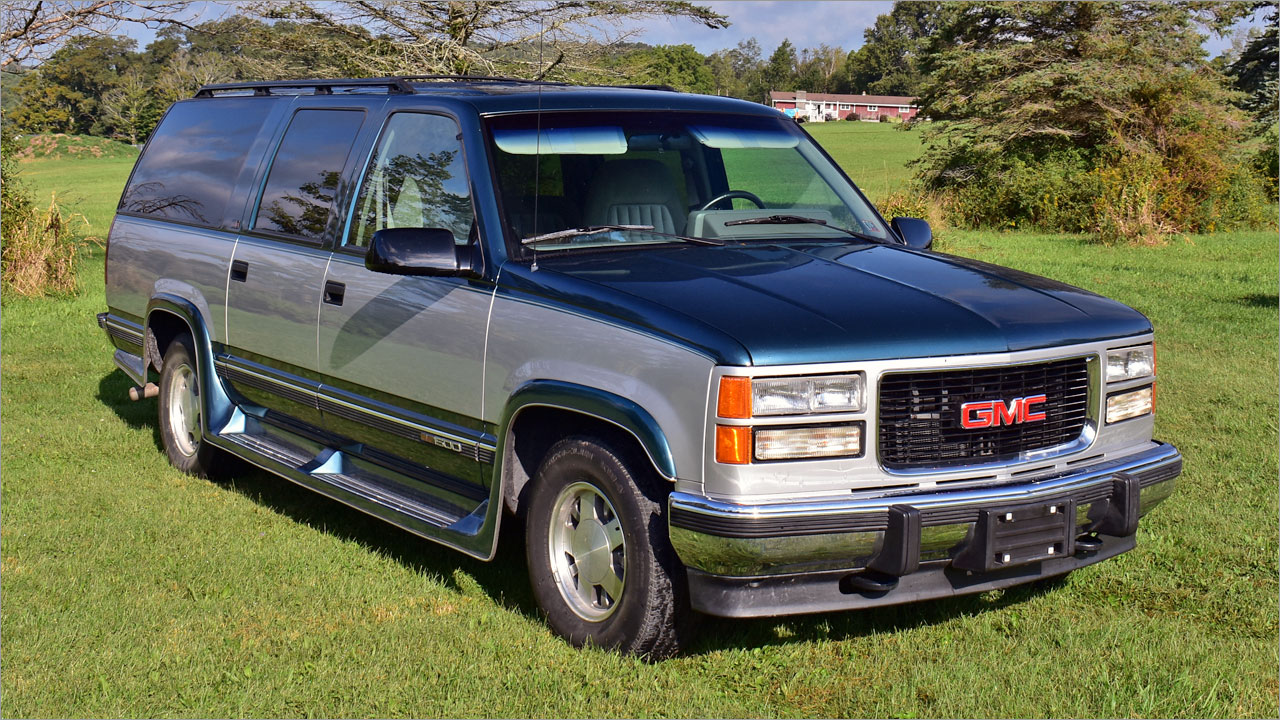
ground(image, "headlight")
xmin=1107 ymin=344 xmax=1154 ymax=382
xmin=750 ymin=374 xmax=866 ymax=416
xmin=754 ymin=423 xmax=863 ymax=461
xmin=1106 ymin=386 xmax=1153 ymax=423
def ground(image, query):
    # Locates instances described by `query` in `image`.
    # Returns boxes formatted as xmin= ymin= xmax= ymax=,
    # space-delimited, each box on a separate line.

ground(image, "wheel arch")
xmin=496 ymin=380 xmax=679 ymax=519
xmin=145 ymin=293 xmax=236 ymax=434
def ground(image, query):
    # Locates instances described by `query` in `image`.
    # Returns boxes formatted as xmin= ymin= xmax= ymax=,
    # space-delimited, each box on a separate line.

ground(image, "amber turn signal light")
xmin=717 ymin=376 xmax=751 ymax=418
xmin=715 ymin=425 xmax=751 ymax=464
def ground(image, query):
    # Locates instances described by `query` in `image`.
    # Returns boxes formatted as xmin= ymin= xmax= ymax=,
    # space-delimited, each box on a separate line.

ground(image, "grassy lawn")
xmin=2 ymin=140 xmax=1277 ymax=717
xmin=804 ymin=122 xmax=924 ymax=201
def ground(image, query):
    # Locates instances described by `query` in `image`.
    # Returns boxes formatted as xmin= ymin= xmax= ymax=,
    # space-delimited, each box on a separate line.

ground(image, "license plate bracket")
xmin=952 ymin=499 xmax=1076 ymax=572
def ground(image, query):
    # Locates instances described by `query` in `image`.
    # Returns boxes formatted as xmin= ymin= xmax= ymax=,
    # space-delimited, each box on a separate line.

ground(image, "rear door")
xmin=316 ymin=111 xmax=493 ymax=499
xmin=221 ymin=107 xmax=367 ymax=429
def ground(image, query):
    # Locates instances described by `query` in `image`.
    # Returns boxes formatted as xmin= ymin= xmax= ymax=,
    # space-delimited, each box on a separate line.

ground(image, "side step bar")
xmin=209 ymin=408 xmax=489 ymax=557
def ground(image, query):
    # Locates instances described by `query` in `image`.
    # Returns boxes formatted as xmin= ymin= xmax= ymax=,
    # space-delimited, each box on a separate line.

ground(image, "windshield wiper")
xmin=522 ymin=224 xmax=723 ymax=248
xmin=722 ymin=214 xmax=890 ymax=244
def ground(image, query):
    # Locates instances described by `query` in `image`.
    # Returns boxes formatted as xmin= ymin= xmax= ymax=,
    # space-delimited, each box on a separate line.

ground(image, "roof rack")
xmin=193 ymin=75 xmax=681 ymax=99
xmin=195 ymin=77 xmax=416 ymax=97
xmin=399 ymin=74 xmax=568 ymax=86
xmin=612 ymin=84 xmax=679 ymax=92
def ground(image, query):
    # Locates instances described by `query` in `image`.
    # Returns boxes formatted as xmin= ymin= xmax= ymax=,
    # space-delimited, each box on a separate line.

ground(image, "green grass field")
xmin=805 ymin=122 xmax=924 ymax=201
xmin=2 ymin=135 xmax=1277 ymax=718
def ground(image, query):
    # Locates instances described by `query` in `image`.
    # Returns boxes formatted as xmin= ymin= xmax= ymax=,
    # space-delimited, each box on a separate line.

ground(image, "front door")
xmin=316 ymin=111 xmax=493 ymax=499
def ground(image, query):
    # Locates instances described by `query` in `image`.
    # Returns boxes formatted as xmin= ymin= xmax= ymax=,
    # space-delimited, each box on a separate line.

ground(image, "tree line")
xmin=1 ymin=3 xmax=959 ymax=145
xmin=2 ymin=0 xmax=1275 ymax=247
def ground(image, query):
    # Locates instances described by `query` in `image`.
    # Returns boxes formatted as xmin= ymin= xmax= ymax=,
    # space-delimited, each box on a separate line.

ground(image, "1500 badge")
xmin=960 ymin=394 xmax=1047 ymax=429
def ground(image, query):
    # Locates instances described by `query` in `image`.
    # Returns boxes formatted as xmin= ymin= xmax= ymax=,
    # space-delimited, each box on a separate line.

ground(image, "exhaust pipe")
xmin=128 ymin=383 xmax=159 ymax=401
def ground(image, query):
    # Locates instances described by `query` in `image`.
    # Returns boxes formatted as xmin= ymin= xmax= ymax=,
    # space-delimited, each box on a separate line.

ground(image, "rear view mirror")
xmin=890 ymin=217 xmax=933 ymax=250
xmin=366 ymin=228 xmax=473 ymax=276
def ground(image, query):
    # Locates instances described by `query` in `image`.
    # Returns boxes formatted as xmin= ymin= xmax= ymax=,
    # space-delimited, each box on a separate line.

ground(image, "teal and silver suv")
xmin=99 ymin=76 xmax=1180 ymax=657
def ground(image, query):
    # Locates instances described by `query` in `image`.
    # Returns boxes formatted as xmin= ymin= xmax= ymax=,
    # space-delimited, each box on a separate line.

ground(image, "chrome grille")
xmin=877 ymin=357 xmax=1091 ymax=469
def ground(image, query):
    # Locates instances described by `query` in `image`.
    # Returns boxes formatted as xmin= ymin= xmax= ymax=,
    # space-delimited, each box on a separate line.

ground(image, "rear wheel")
xmin=158 ymin=333 xmax=231 ymax=478
xmin=525 ymin=436 xmax=693 ymax=658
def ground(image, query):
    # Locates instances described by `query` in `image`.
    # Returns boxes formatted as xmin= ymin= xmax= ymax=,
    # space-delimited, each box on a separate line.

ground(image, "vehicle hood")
xmin=505 ymin=242 xmax=1153 ymax=366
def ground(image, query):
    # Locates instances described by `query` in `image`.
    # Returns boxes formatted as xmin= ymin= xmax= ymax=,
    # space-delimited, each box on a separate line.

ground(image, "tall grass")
xmin=1 ymin=191 xmax=93 ymax=297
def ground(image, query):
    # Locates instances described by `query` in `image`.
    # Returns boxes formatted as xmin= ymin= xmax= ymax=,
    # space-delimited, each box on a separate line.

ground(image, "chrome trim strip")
xmin=214 ymin=355 xmax=498 ymax=459
xmin=673 ymin=442 xmax=1180 ymax=522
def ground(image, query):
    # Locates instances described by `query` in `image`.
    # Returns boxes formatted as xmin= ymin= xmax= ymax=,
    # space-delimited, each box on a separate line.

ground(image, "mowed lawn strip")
xmin=1 ymin=141 xmax=1276 ymax=718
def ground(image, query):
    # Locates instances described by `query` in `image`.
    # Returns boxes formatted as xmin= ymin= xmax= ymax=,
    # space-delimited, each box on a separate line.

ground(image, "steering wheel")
xmin=699 ymin=190 xmax=766 ymax=211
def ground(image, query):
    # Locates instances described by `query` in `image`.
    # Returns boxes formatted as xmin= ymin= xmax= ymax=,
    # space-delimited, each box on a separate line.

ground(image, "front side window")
xmin=254 ymin=109 xmax=364 ymax=241
xmin=348 ymin=113 xmax=474 ymax=248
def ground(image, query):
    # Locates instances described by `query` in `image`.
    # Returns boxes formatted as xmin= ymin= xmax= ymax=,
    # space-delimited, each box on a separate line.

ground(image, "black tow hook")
xmin=1075 ymin=533 xmax=1104 ymax=553
xmin=842 ymin=569 xmax=900 ymax=594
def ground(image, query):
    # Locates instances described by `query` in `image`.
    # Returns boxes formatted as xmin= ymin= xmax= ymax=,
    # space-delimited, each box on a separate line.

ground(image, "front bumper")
xmin=669 ymin=442 xmax=1181 ymax=618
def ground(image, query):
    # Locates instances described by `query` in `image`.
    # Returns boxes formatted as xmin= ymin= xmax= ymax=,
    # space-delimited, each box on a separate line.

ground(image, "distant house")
xmin=768 ymin=90 xmax=920 ymax=122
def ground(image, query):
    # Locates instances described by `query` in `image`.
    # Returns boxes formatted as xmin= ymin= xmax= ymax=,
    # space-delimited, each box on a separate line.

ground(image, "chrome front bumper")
xmin=669 ymin=442 xmax=1181 ymax=616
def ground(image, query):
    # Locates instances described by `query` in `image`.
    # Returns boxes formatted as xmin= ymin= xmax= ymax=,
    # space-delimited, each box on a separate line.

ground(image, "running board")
xmin=209 ymin=409 xmax=490 ymax=555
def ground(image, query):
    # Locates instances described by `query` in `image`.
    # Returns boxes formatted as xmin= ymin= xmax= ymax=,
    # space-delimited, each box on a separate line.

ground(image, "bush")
xmin=1 ymin=191 xmax=91 ymax=297
xmin=875 ymin=189 xmax=948 ymax=232
xmin=1090 ymin=150 xmax=1175 ymax=245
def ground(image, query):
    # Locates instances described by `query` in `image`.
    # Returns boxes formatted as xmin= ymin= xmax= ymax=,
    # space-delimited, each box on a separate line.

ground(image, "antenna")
xmin=531 ymin=16 xmax=545 ymax=271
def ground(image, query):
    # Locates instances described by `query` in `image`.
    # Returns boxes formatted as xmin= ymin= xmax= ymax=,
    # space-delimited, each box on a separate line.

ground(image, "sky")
xmin=120 ymin=1 xmax=1264 ymax=63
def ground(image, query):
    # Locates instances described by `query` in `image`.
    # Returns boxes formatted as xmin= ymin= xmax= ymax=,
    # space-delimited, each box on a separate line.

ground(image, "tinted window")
xmin=254 ymin=109 xmax=364 ymax=241
xmin=120 ymin=98 xmax=277 ymax=227
xmin=348 ymin=113 xmax=473 ymax=247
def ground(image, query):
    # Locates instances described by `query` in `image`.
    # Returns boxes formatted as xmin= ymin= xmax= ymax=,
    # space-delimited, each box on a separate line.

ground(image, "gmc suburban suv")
xmin=98 ymin=76 xmax=1181 ymax=658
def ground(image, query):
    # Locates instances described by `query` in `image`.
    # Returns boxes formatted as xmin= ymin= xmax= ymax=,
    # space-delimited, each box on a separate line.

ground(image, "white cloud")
xmin=629 ymin=0 xmax=894 ymax=54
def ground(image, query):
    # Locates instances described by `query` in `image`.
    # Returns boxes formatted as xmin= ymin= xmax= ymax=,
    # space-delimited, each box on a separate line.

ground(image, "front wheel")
xmin=525 ymin=437 xmax=693 ymax=658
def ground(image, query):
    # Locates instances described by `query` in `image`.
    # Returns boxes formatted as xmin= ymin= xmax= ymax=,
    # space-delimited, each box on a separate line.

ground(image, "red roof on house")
xmin=768 ymin=91 xmax=917 ymax=106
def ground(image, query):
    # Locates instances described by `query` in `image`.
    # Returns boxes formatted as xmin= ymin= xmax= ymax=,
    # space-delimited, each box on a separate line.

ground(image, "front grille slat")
xmin=878 ymin=357 xmax=1091 ymax=469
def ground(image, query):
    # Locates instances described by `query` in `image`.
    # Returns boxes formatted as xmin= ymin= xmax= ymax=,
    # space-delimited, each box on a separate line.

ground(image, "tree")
xmin=641 ymin=44 xmax=714 ymax=93
xmin=1227 ymin=2 xmax=1279 ymax=194
xmin=100 ymin=67 xmax=156 ymax=143
xmin=845 ymin=1 xmax=954 ymax=95
xmin=8 ymin=35 xmax=136 ymax=135
xmin=707 ymin=38 xmax=761 ymax=98
xmin=1 ymin=0 xmax=191 ymax=70
xmin=795 ymin=44 xmax=847 ymax=93
xmin=761 ymin=39 xmax=797 ymax=95
xmin=914 ymin=1 xmax=1269 ymax=241
xmin=247 ymin=1 xmax=729 ymax=79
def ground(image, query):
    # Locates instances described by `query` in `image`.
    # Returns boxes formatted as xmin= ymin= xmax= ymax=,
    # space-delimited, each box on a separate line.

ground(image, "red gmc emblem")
xmin=960 ymin=394 xmax=1047 ymax=429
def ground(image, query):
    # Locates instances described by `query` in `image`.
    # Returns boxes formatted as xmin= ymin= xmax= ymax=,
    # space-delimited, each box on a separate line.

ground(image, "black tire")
xmin=525 ymin=436 xmax=693 ymax=659
xmin=157 ymin=333 xmax=232 ymax=478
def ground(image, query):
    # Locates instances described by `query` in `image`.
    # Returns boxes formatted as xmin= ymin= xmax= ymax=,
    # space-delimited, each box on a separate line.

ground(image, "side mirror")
xmin=890 ymin=216 xmax=933 ymax=250
xmin=366 ymin=227 xmax=473 ymax=276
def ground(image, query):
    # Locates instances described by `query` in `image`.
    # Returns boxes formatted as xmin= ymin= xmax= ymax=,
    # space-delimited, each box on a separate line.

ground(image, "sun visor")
xmin=494 ymin=126 xmax=627 ymax=155
xmin=688 ymin=125 xmax=799 ymax=149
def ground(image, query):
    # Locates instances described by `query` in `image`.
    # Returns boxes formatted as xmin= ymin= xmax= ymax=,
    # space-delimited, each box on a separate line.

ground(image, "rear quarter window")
xmin=119 ymin=98 xmax=277 ymax=228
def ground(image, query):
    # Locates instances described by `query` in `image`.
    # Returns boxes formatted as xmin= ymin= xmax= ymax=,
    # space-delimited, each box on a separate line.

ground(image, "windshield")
xmin=486 ymin=111 xmax=890 ymax=253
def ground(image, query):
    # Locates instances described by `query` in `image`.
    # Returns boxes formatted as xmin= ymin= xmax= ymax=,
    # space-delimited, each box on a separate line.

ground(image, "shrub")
xmin=875 ymin=189 xmax=948 ymax=232
xmin=1 ymin=192 xmax=91 ymax=297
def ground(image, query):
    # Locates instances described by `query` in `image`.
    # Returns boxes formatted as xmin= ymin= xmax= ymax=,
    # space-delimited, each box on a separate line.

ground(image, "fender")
xmin=477 ymin=379 xmax=681 ymax=560
xmin=500 ymin=379 xmax=679 ymax=481
xmin=146 ymin=293 xmax=237 ymax=436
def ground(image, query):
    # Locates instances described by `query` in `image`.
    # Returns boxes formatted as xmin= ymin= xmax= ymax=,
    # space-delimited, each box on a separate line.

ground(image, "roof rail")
xmin=192 ymin=75 xmax=679 ymax=99
xmin=398 ymin=74 xmax=567 ymax=86
xmin=194 ymin=77 xmax=416 ymax=98
xmin=613 ymin=84 xmax=679 ymax=93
